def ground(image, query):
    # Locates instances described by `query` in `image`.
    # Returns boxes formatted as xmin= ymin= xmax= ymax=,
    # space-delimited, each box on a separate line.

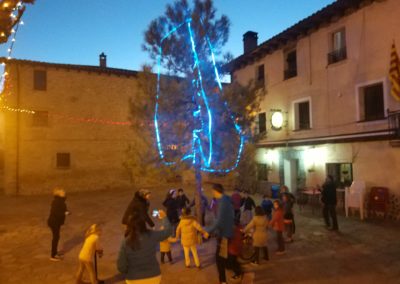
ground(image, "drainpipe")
xmin=15 ymin=64 xmax=20 ymax=196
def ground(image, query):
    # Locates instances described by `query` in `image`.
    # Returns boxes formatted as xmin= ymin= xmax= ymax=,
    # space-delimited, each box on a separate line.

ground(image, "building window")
xmin=257 ymin=163 xmax=268 ymax=181
xmin=284 ymin=49 xmax=297 ymax=80
xmin=256 ymin=64 xmax=265 ymax=87
xmin=294 ymin=100 xmax=311 ymax=130
xmin=56 ymin=153 xmax=70 ymax=169
xmin=328 ymin=28 xmax=346 ymax=64
xmin=258 ymin=112 xmax=267 ymax=134
xmin=358 ymin=82 xmax=385 ymax=121
xmin=34 ymin=70 xmax=47 ymax=91
xmin=32 ymin=111 xmax=49 ymax=127
xmin=326 ymin=163 xmax=353 ymax=187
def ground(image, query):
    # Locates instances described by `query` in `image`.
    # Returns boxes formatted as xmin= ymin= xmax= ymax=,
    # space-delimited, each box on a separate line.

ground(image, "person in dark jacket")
xmin=117 ymin=210 xmax=171 ymax=284
xmin=240 ymin=191 xmax=256 ymax=226
xmin=122 ymin=189 xmax=155 ymax=228
xmin=176 ymin=188 xmax=190 ymax=212
xmin=206 ymin=183 xmax=234 ymax=284
xmin=47 ymin=188 xmax=70 ymax=261
xmin=320 ymin=175 xmax=339 ymax=231
xmin=162 ymin=189 xmax=180 ymax=227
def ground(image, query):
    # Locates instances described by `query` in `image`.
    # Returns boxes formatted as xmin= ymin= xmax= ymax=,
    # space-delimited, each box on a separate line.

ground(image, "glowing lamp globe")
xmin=271 ymin=111 xmax=283 ymax=130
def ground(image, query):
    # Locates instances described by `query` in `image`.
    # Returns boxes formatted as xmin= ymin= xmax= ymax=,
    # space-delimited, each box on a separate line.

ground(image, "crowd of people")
xmin=46 ymin=175 xmax=339 ymax=284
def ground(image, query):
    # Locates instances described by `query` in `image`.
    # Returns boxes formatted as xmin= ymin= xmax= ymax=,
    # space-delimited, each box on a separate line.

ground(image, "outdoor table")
xmin=301 ymin=188 xmax=321 ymax=214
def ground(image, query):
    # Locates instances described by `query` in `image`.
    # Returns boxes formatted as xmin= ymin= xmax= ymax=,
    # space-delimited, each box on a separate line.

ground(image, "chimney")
xmin=243 ymin=31 xmax=258 ymax=54
xmin=99 ymin=52 xmax=107 ymax=68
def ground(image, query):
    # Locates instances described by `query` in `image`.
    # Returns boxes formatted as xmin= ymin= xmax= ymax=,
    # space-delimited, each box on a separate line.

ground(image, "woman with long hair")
xmin=117 ymin=210 xmax=171 ymax=284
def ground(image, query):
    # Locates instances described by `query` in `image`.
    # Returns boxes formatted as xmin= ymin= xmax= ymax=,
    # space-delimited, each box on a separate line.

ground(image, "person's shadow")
xmin=101 ymin=273 xmax=125 ymax=284
xmin=61 ymin=234 xmax=84 ymax=254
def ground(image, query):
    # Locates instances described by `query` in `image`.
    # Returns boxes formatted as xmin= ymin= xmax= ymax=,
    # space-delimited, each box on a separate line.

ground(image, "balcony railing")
xmin=328 ymin=46 xmax=347 ymax=65
xmin=284 ymin=68 xmax=297 ymax=80
xmin=388 ymin=110 xmax=400 ymax=139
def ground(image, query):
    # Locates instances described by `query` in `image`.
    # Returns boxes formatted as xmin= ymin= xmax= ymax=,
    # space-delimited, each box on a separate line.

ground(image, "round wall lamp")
xmin=271 ymin=111 xmax=283 ymax=130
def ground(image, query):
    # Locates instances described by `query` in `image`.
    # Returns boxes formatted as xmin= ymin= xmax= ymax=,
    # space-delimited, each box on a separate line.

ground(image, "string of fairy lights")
xmin=0 ymin=1 xmax=134 ymax=126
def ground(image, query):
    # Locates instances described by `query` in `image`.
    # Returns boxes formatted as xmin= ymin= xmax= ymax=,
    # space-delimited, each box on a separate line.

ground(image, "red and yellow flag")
xmin=389 ymin=42 xmax=400 ymax=101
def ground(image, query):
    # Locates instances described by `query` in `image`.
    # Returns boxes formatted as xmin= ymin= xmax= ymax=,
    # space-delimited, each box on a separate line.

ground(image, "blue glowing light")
xmin=154 ymin=17 xmax=245 ymax=173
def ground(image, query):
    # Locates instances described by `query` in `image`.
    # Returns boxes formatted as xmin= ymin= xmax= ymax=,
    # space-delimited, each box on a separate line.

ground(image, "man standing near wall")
xmin=320 ymin=175 xmax=339 ymax=231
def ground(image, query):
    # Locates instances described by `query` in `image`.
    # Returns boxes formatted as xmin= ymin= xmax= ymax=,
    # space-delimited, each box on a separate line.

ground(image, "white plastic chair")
xmin=345 ymin=181 xmax=366 ymax=220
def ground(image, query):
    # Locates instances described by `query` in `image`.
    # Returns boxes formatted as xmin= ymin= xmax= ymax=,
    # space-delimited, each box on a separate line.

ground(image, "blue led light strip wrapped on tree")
xmin=154 ymin=17 xmax=245 ymax=173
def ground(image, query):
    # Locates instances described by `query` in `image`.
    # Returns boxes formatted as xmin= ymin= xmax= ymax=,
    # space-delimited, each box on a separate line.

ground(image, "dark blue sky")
xmin=1 ymin=0 xmax=335 ymax=70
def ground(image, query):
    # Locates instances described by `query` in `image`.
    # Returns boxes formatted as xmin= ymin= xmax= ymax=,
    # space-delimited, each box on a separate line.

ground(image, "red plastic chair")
xmin=368 ymin=187 xmax=389 ymax=218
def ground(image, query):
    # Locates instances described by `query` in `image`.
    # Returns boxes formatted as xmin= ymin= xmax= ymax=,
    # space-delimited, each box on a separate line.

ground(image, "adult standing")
xmin=117 ymin=210 xmax=171 ymax=284
xmin=241 ymin=192 xmax=256 ymax=226
xmin=122 ymin=189 xmax=155 ymax=228
xmin=47 ymin=187 xmax=70 ymax=261
xmin=320 ymin=175 xmax=339 ymax=231
xmin=206 ymin=183 xmax=234 ymax=284
xmin=176 ymin=188 xmax=190 ymax=212
xmin=162 ymin=189 xmax=180 ymax=228
xmin=231 ymin=188 xmax=242 ymax=224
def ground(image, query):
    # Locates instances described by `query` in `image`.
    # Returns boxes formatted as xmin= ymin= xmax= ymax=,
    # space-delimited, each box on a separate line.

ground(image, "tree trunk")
xmin=194 ymin=158 xmax=202 ymax=225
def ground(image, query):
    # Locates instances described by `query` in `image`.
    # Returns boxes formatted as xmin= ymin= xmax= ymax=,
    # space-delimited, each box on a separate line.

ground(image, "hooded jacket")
xmin=176 ymin=215 xmax=206 ymax=247
xmin=122 ymin=191 xmax=155 ymax=227
xmin=244 ymin=215 xmax=269 ymax=247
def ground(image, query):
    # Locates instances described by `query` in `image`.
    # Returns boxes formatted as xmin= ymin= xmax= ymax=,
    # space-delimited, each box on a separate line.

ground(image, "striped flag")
xmin=389 ymin=42 xmax=400 ymax=101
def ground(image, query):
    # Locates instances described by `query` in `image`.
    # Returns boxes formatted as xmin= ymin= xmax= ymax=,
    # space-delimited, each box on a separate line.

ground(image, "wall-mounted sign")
xmin=271 ymin=111 xmax=283 ymax=130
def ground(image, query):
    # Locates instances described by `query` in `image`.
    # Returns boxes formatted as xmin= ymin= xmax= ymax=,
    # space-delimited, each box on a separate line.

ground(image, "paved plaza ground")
xmin=1 ymin=186 xmax=400 ymax=284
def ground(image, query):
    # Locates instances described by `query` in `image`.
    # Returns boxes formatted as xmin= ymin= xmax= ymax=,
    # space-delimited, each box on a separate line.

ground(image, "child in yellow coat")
xmin=159 ymin=234 xmax=176 ymax=264
xmin=176 ymin=207 xmax=209 ymax=268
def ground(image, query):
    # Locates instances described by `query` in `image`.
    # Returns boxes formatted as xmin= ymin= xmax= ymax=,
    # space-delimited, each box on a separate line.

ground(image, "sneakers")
xmin=285 ymin=238 xmax=294 ymax=243
xmin=275 ymin=251 xmax=286 ymax=255
xmin=231 ymin=274 xmax=243 ymax=281
xmin=49 ymin=255 xmax=63 ymax=262
xmin=250 ymin=261 xmax=259 ymax=266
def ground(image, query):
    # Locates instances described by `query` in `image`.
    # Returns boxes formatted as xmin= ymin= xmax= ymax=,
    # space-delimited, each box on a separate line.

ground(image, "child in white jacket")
xmin=76 ymin=224 xmax=103 ymax=284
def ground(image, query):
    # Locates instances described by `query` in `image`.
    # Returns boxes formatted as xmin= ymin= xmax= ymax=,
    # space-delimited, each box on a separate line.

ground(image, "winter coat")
xmin=228 ymin=226 xmax=243 ymax=256
xmin=261 ymin=199 xmax=273 ymax=217
xmin=176 ymin=194 xmax=190 ymax=210
xmin=190 ymin=194 xmax=209 ymax=214
xmin=176 ymin=216 xmax=206 ymax=247
xmin=159 ymin=237 xmax=175 ymax=253
xmin=47 ymin=196 xmax=68 ymax=227
xmin=244 ymin=215 xmax=269 ymax=247
xmin=163 ymin=197 xmax=179 ymax=225
xmin=231 ymin=192 xmax=242 ymax=210
xmin=117 ymin=218 xmax=171 ymax=280
xmin=270 ymin=208 xmax=284 ymax=232
xmin=241 ymin=197 xmax=256 ymax=211
xmin=122 ymin=193 xmax=155 ymax=227
xmin=321 ymin=180 xmax=337 ymax=205
xmin=283 ymin=198 xmax=295 ymax=220
xmin=206 ymin=195 xmax=234 ymax=238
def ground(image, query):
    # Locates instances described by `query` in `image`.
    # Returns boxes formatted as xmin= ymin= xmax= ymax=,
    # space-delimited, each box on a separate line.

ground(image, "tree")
xmin=139 ymin=0 xmax=263 ymax=221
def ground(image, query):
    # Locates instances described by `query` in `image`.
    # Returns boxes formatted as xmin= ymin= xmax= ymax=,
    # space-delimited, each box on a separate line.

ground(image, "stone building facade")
xmin=228 ymin=0 xmax=400 ymax=198
xmin=0 ymin=56 xmax=140 ymax=194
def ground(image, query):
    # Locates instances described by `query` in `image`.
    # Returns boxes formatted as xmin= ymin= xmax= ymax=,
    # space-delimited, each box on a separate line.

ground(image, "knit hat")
xmin=212 ymin=183 xmax=224 ymax=194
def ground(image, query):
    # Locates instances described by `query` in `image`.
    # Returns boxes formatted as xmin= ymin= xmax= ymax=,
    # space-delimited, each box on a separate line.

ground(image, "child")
xmin=47 ymin=187 xmax=70 ymax=261
xmin=261 ymin=195 xmax=273 ymax=220
xmin=227 ymin=221 xmax=243 ymax=280
xmin=282 ymin=193 xmax=295 ymax=242
xmin=159 ymin=227 xmax=176 ymax=264
xmin=176 ymin=208 xmax=209 ymax=268
xmin=270 ymin=200 xmax=285 ymax=255
xmin=244 ymin=206 xmax=269 ymax=265
xmin=76 ymin=224 xmax=103 ymax=284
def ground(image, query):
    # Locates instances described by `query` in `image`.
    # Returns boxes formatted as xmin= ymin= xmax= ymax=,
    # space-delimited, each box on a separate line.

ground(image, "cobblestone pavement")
xmin=1 ymin=187 xmax=400 ymax=284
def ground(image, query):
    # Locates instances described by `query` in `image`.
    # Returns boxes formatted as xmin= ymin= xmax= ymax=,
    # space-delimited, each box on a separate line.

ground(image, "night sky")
xmin=1 ymin=0 xmax=335 ymax=70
